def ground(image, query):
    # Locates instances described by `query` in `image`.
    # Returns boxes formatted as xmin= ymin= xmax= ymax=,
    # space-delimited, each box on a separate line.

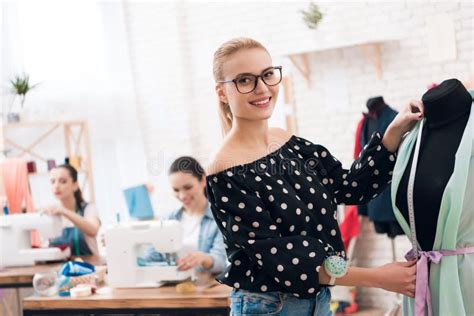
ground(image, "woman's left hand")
xmin=383 ymin=100 xmax=424 ymax=152
xmin=42 ymin=205 xmax=65 ymax=216
xmin=177 ymin=251 xmax=209 ymax=271
xmin=389 ymin=100 xmax=424 ymax=135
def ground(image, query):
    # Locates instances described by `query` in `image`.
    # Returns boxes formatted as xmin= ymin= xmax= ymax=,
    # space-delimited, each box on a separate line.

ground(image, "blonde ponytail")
xmin=218 ymin=100 xmax=233 ymax=135
xmin=213 ymin=37 xmax=268 ymax=136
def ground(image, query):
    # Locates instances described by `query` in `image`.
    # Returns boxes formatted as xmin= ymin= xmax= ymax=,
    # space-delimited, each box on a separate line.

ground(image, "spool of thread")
xmin=26 ymin=161 xmax=37 ymax=173
xmin=1 ymin=196 xmax=8 ymax=215
xmin=76 ymin=283 xmax=97 ymax=294
xmin=69 ymin=155 xmax=82 ymax=171
xmin=47 ymin=159 xmax=56 ymax=171
xmin=70 ymin=286 xmax=92 ymax=297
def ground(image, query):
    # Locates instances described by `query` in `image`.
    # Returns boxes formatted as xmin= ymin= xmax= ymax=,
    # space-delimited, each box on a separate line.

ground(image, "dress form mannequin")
xmin=396 ymin=79 xmax=472 ymax=251
xmin=366 ymin=96 xmax=386 ymax=116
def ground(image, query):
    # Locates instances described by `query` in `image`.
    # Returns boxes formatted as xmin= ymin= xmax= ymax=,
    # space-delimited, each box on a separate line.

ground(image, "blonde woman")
xmin=206 ymin=38 xmax=422 ymax=315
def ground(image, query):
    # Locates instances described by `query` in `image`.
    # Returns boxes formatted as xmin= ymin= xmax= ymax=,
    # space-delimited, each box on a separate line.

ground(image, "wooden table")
xmin=0 ymin=256 xmax=105 ymax=316
xmin=22 ymin=273 xmax=231 ymax=315
xmin=0 ymin=256 xmax=104 ymax=289
xmin=0 ymin=262 xmax=63 ymax=289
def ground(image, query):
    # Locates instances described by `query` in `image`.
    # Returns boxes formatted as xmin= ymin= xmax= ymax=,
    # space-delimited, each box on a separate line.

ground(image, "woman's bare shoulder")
xmin=206 ymin=128 xmax=293 ymax=176
xmin=269 ymin=127 xmax=293 ymax=143
xmin=206 ymin=140 xmax=240 ymax=176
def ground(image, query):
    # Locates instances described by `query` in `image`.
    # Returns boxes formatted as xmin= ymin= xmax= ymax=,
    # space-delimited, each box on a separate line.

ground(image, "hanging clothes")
xmin=0 ymin=158 xmax=34 ymax=213
xmin=354 ymin=115 xmax=369 ymax=217
xmin=353 ymin=116 xmax=364 ymax=159
xmin=0 ymin=158 xmax=39 ymax=246
xmin=359 ymin=106 xmax=404 ymax=237
xmin=338 ymin=117 xmax=365 ymax=249
xmin=339 ymin=205 xmax=360 ymax=250
xmin=391 ymin=111 xmax=474 ymax=316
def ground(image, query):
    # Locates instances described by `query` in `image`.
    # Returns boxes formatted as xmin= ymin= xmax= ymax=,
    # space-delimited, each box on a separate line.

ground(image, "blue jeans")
xmin=230 ymin=287 xmax=332 ymax=316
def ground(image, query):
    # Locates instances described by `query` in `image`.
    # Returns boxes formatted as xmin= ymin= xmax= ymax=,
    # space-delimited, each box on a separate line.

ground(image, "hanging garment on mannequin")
xmin=359 ymin=97 xmax=404 ymax=237
xmin=391 ymin=79 xmax=474 ymax=316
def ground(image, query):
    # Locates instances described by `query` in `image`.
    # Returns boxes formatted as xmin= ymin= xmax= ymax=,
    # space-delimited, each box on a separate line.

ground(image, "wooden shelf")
xmin=28 ymin=170 xmax=86 ymax=177
xmin=2 ymin=120 xmax=95 ymax=203
xmin=4 ymin=120 xmax=85 ymax=129
xmin=286 ymin=36 xmax=402 ymax=83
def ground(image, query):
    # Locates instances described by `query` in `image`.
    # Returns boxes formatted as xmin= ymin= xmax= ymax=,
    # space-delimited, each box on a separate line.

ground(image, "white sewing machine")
xmin=105 ymin=220 xmax=194 ymax=288
xmin=0 ymin=213 xmax=71 ymax=267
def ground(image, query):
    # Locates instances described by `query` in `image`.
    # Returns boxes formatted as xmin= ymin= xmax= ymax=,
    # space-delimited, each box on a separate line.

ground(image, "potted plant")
xmin=7 ymin=73 xmax=39 ymax=123
xmin=301 ymin=2 xmax=324 ymax=30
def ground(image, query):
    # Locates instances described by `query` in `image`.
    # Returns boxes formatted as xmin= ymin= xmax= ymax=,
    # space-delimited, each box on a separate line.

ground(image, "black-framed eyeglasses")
xmin=218 ymin=66 xmax=283 ymax=94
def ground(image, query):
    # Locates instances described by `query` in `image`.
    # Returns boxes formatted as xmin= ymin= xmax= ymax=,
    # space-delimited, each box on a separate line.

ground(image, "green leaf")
xmin=301 ymin=2 xmax=323 ymax=30
xmin=10 ymin=73 xmax=38 ymax=95
xmin=8 ymin=73 xmax=40 ymax=108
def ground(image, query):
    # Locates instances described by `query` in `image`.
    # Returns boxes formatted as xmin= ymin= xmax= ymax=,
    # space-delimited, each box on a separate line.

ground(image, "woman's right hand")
xmin=374 ymin=260 xmax=417 ymax=297
xmin=42 ymin=205 xmax=65 ymax=216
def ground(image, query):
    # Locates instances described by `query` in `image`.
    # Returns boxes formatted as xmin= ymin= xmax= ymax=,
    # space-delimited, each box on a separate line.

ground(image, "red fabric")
xmin=353 ymin=116 xmax=365 ymax=159
xmin=339 ymin=116 xmax=365 ymax=250
xmin=1 ymin=158 xmax=39 ymax=247
xmin=340 ymin=205 xmax=360 ymax=250
xmin=26 ymin=161 xmax=37 ymax=173
xmin=1 ymin=158 xmax=34 ymax=213
xmin=427 ymin=82 xmax=439 ymax=90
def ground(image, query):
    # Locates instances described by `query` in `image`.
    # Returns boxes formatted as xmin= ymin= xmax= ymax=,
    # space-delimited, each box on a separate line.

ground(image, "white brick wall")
xmin=122 ymin=0 xmax=472 ymax=307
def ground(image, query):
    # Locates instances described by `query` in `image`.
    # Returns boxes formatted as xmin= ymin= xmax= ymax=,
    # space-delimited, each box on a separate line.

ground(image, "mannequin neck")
xmin=422 ymin=79 xmax=472 ymax=129
xmin=364 ymin=103 xmax=387 ymax=119
xmin=367 ymin=102 xmax=386 ymax=117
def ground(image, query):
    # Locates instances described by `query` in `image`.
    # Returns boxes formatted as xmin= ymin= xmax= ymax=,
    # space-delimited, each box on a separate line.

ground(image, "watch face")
xmin=324 ymin=255 xmax=348 ymax=278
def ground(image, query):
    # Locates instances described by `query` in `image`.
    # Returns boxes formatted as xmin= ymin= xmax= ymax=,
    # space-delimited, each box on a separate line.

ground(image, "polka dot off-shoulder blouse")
xmin=206 ymin=132 xmax=396 ymax=298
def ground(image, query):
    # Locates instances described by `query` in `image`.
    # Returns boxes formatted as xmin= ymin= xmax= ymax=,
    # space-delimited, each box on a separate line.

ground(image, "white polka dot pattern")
xmin=206 ymin=132 xmax=396 ymax=298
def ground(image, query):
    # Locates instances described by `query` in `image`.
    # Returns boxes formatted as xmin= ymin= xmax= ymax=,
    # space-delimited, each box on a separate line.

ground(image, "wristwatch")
xmin=323 ymin=255 xmax=348 ymax=286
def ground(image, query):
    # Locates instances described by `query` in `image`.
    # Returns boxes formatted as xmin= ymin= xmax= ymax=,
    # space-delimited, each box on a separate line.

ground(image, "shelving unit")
xmin=2 ymin=120 xmax=95 ymax=203
xmin=286 ymin=36 xmax=402 ymax=85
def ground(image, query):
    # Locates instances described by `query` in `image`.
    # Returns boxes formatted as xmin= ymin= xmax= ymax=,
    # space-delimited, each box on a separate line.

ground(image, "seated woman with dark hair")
xmin=43 ymin=164 xmax=101 ymax=256
xmin=140 ymin=156 xmax=227 ymax=274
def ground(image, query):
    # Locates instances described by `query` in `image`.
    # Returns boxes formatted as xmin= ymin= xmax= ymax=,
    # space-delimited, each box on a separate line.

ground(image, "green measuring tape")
xmin=73 ymin=205 xmax=81 ymax=256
